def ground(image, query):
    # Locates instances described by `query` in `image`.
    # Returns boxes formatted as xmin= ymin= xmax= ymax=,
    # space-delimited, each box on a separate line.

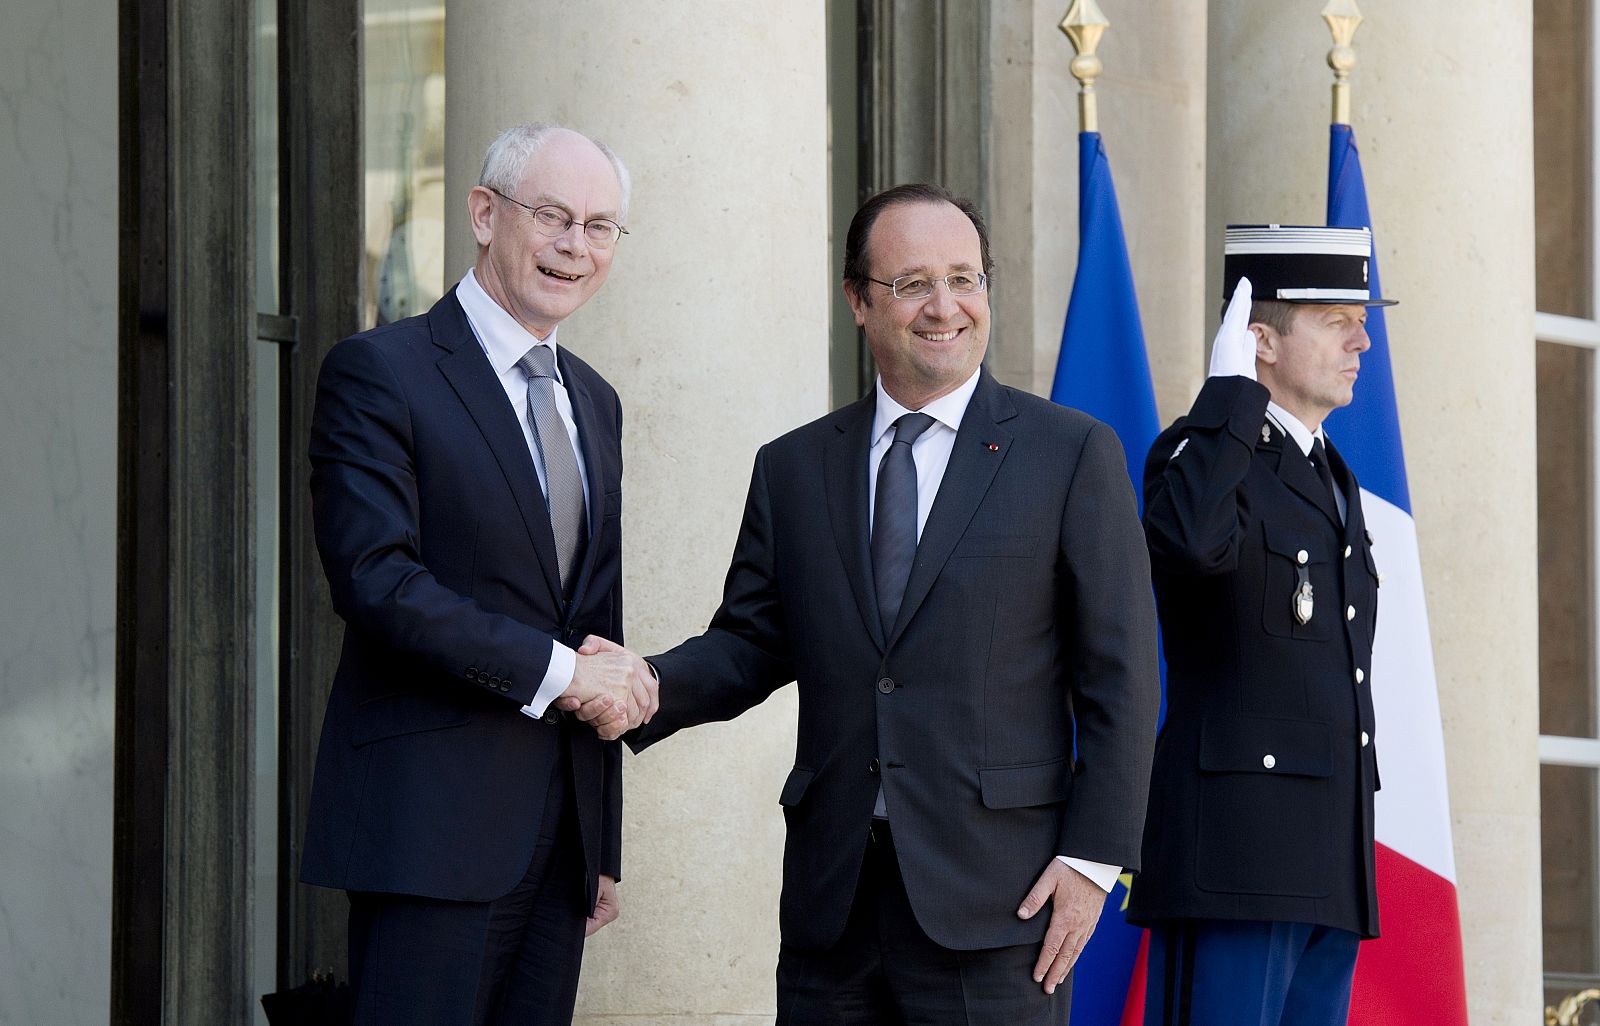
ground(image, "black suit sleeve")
xmin=601 ymin=389 xmax=625 ymax=879
xmin=309 ymin=336 xmax=560 ymax=705
xmin=628 ymin=445 xmax=795 ymax=751
xmin=1143 ymin=375 xmax=1272 ymax=576
xmin=1055 ymin=422 xmax=1161 ymax=864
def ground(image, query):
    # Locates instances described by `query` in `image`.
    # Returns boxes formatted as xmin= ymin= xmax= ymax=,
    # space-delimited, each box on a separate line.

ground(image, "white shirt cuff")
xmin=521 ymin=640 xmax=576 ymax=719
xmin=1055 ymin=855 xmax=1121 ymax=893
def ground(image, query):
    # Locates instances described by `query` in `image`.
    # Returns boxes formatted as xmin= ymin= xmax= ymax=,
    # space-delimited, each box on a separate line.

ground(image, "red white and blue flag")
xmin=1325 ymin=122 xmax=1470 ymax=1025
xmin=1051 ymin=124 xmax=1470 ymax=1026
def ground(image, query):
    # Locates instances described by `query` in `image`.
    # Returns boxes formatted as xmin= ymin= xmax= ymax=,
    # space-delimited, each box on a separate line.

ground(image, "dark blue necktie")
xmin=872 ymin=412 xmax=936 ymax=636
xmin=1310 ymin=437 xmax=1340 ymax=515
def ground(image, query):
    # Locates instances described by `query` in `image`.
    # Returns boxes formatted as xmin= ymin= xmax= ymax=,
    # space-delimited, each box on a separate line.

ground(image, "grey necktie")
xmin=519 ymin=345 xmax=585 ymax=592
xmin=871 ymin=412 xmax=937 ymax=636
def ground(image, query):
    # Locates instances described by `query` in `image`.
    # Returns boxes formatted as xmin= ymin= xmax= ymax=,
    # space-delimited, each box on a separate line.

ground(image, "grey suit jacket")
xmin=630 ymin=367 xmax=1159 ymax=952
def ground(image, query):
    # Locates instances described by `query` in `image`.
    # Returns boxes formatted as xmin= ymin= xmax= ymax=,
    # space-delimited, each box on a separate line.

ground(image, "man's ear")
xmin=1250 ymin=323 xmax=1278 ymax=367
xmin=467 ymin=186 xmax=495 ymax=248
xmin=843 ymin=281 xmax=869 ymax=327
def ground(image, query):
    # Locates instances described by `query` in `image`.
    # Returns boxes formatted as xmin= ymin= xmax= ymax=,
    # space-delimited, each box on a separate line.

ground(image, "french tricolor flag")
xmin=1325 ymin=122 xmax=1470 ymax=1025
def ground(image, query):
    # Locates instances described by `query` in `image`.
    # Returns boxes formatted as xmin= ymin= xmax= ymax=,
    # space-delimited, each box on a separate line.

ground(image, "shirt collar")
xmin=871 ymin=366 xmax=983 ymax=447
xmin=457 ymin=267 xmax=563 ymax=382
xmin=1265 ymin=400 xmax=1326 ymax=458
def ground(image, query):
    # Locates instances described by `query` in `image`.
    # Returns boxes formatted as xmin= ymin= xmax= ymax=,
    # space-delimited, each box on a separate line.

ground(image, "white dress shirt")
xmin=867 ymin=369 xmax=1120 ymax=894
xmin=455 ymin=268 xmax=587 ymax=718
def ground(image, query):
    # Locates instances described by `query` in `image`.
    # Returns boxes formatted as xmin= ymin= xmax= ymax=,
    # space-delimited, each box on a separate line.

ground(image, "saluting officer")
xmin=1129 ymin=225 xmax=1395 ymax=1026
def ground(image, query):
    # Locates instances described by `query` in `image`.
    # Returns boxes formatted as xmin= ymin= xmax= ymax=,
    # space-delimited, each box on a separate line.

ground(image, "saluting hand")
xmin=1208 ymin=275 xmax=1257 ymax=381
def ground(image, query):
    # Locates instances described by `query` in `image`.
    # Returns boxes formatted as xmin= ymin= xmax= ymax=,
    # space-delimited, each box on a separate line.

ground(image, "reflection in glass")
xmin=1538 ymin=341 xmax=1597 ymax=739
xmin=1543 ymin=764 xmax=1600 ymax=999
xmin=1534 ymin=0 xmax=1593 ymax=318
xmin=364 ymin=2 xmax=447 ymax=327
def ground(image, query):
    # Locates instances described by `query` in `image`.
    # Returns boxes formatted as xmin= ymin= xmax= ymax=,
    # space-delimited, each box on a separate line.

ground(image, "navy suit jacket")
xmin=630 ymin=368 xmax=1159 ymax=952
xmin=300 ymin=288 xmax=624 ymax=909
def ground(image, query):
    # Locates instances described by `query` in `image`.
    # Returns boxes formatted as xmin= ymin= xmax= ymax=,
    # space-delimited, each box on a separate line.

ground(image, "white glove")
xmin=1207 ymin=276 xmax=1257 ymax=381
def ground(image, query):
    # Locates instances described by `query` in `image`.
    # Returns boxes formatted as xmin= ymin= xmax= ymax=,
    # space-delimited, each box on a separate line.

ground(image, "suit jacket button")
xmin=489 ymin=675 xmax=501 ymax=687
xmin=1361 ymin=731 xmax=1371 ymax=748
xmin=1262 ymin=754 xmax=1276 ymax=769
xmin=869 ymin=758 xmax=880 ymax=774
xmin=499 ymin=683 xmax=511 ymax=692
xmin=543 ymin=709 xmax=559 ymax=724
xmin=877 ymin=677 xmax=894 ymax=694
xmin=1346 ymin=605 xmax=1356 ymax=621
xmin=467 ymin=666 xmax=479 ymax=679
xmin=1296 ymin=549 xmax=1309 ymax=565
xmin=1355 ymin=668 xmax=1365 ymax=684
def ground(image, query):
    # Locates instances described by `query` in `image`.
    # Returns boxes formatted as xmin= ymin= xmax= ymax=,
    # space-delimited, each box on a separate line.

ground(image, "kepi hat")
xmin=1224 ymin=224 xmax=1397 ymax=307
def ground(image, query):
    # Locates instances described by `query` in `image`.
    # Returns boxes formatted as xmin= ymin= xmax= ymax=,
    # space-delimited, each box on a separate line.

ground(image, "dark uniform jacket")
xmin=629 ymin=369 xmax=1160 ymax=952
xmin=300 ymin=289 xmax=624 ymax=909
xmin=1127 ymin=375 xmax=1380 ymax=938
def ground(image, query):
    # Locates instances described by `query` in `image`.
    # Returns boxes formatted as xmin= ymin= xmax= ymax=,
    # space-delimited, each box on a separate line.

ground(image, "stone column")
xmin=987 ymin=0 xmax=1210 ymax=421
xmin=1206 ymin=4 xmax=1540 ymax=1022
xmin=446 ymin=5 xmax=830 ymax=1021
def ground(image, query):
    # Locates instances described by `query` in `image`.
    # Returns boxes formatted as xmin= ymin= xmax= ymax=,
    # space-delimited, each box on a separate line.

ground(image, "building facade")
xmin=0 ymin=1 xmax=1560 ymax=1023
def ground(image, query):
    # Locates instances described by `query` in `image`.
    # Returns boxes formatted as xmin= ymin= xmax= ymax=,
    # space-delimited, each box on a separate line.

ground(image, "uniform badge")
xmin=1261 ymin=423 xmax=1272 ymax=444
xmin=1293 ymin=580 xmax=1315 ymax=625
xmin=1169 ymin=438 xmax=1189 ymax=461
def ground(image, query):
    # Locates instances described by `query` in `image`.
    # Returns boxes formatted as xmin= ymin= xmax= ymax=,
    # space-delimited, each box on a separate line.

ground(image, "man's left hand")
xmin=586 ymin=874 xmax=620 ymax=937
xmin=1017 ymin=860 xmax=1104 ymax=995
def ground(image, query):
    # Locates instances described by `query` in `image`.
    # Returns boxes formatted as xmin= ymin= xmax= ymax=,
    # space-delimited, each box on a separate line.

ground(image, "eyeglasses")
xmin=867 ymin=272 xmax=988 ymax=300
xmin=487 ymin=187 xmax=629 ymax=248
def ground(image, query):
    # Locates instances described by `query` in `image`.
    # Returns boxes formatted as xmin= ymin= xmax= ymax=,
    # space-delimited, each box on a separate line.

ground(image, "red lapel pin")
xmin=985 ymin=443 xmax=1000 ymax=452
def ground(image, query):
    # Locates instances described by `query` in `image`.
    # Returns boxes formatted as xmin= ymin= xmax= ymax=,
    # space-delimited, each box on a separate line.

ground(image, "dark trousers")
xmin=1143 ymin=919 xmax=1360 ymax=1026
xmin=347 ymin=742 xmax=588 ymax=1026
xmin=777 ymin=819 xmax=1067 ymax=1026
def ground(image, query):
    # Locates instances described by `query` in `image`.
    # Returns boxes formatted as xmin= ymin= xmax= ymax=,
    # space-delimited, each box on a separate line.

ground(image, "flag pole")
xmin=1322 ymin=0 xmax=1364 ymax=126
xmin=1060 ymin=0 xmax=1110 ymax=133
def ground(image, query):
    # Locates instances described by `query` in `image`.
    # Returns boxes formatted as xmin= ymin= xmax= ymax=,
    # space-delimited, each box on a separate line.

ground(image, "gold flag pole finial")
xmin=1060 ymin=0 xmax=1110 ymax=133
xmin=1322 ymin=0 xmax=1364 ymax=126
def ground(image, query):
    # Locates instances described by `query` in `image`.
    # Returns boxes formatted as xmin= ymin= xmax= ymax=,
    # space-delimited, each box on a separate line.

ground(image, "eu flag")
xmin=1051 ymin=130 xmax=1159 ymax=1026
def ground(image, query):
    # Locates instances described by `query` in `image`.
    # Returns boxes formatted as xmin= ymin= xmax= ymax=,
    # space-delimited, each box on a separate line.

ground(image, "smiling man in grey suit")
xmin=591 ymin=183 xmax=1159 ymax=1024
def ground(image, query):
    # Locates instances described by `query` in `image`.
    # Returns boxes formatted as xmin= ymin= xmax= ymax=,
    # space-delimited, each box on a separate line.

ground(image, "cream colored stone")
xmin=1207 ymin=3 xmax=1540 ymax=1021
xmin=446 ymin=2 xmax=829 ymax=1018
xmin=987 ymin=0 xmax=1208 ymax=422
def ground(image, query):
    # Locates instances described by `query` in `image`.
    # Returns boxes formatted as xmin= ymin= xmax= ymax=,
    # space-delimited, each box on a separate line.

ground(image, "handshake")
xmin=554 ymin=636 xmax=659 ymax=741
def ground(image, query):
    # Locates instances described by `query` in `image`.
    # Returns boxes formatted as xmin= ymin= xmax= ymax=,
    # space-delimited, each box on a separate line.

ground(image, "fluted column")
xmin=1206 ymin=4 xmax=1540 ymax=1021
xmin=446 ymin=4 xmax=829 ymax=1021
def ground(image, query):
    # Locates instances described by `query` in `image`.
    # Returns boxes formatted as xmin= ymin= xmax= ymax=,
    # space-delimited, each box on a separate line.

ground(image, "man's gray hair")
xmin=477 ymin=122 xmax=632 ymax=220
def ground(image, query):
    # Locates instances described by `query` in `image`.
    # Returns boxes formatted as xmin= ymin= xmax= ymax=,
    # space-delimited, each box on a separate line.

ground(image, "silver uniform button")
xmin=1361 ymin=731 xmax=1371 ymax=748
xmin=1346 ymin=605 xmax=1356 ymax=621
xmin=1262 ymin=754 xmax=1276 ymax=769
xmin=1296 ymin=549 xmax=1309 ymax=565
xmin=1355 ymin=668 xmax=1365 ymax=684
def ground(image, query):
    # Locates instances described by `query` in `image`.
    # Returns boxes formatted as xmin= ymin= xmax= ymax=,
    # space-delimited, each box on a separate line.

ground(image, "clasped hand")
xmin=553 ymin=635 xmax=659 ymax=740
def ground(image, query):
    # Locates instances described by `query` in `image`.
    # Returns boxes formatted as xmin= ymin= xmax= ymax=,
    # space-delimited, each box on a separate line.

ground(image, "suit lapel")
xmin=429 ymin=290 xmax=565 ymax=610
xmin=1324 ymin=439 xmax=1364 ymax=544
xmin=823 ymin=395 xmax=886 ymax=652
xmin=889 ymin=370 xmax=1015 ymax=646
xmin=1268 ymin=423 xmax=1341 ymax=529
xmin=558 ymin=350 xmax=608 ymax=613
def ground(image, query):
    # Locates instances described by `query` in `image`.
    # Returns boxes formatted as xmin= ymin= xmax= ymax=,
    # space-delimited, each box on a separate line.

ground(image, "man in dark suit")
xmin=596 ymin=184 xmax=1158 ymax=1024
xmin=1128 ymin=226 xmax=1394 ymax=1026
xmin=300 ymin=123 xmax=657 ymax=1026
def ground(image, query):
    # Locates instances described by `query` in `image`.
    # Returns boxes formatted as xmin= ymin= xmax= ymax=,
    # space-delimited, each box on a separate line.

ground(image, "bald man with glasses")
xmin=300 ymin=122 xmax=656 ymax=1026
